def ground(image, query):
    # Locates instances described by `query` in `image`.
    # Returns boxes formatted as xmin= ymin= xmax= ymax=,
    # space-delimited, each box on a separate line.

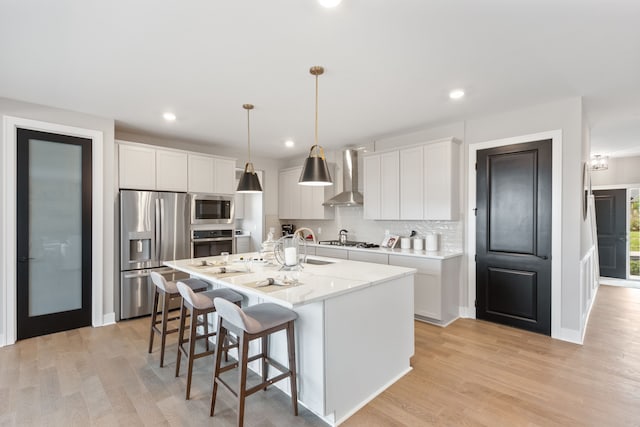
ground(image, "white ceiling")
xmin=1 ymin=0 xmax=639 ymax=159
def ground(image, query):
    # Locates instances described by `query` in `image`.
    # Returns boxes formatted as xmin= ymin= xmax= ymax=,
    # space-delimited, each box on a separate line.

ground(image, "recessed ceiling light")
xmin=163 ymin=112 xmax=176 ymax=122
xmin=285 ymin=140 xmax=295 ymax=148
xmin=318 ymin=0 xmax=342 ymax=7
xmin=449 ymin=89 xmax=465 ymax=100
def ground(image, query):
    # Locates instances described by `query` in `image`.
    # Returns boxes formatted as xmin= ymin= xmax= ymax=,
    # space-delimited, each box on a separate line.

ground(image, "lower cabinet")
xmin=348 ymin=250 xmax=389 ymax=264
xmin=309 ymin=244 xmax=461 ymax=326
xmin=388 ymin=254 xmax=460 ymax=325
xmin=315 ymin=246 xmax=348 ymax=260
xmin=235 ymin=236 xmax=251 ymax=253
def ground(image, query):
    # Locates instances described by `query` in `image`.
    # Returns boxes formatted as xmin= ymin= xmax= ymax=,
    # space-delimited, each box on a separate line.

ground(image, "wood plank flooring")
xmin=344 ymin=285 xmax=640 ymax=426
xmin=1 ymin=284 xmax=639 ymax=426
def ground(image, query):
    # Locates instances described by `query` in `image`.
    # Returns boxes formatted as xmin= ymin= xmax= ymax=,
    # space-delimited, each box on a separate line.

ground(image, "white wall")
xmin=0 ymin=97 xmax=115 ymax=339
xmin=591 ymin=155 xmax=640 ymax=187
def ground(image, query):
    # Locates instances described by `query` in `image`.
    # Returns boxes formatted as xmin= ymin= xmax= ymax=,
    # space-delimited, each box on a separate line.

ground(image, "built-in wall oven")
xmin=192 ymin=229 xmax=235 ymax=258
xmin=189 ymin=193 xmax=234 ymax=225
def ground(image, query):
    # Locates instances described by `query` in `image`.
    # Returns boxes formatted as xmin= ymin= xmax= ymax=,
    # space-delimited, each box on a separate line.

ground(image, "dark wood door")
xmin=476 ymin=139 xmax=552 ymax=335
xmin=16 ymin=128 xmax=92 ymax=340
xmin=593 ymin=189 xmax=627 ymax=279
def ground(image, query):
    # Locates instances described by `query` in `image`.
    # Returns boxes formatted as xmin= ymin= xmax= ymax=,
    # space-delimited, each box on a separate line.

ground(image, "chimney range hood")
xmin=323 ymin=148 xmax=363 ymax=207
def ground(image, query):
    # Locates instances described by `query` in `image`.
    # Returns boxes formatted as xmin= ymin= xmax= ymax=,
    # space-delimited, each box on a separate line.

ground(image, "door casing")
xmin=467 ymin=130 xmax=563 ymax=340
xmin=1 ymin=116 xmax=105 ymax=347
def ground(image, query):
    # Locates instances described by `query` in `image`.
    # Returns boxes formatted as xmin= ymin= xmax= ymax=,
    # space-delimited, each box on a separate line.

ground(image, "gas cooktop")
xmin=318 ymin=240 xmax=380 ymax=248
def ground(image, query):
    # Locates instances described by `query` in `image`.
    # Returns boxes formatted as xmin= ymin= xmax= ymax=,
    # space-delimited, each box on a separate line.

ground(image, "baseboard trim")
xmin=102 ymin=312 xmax=116 ymax=326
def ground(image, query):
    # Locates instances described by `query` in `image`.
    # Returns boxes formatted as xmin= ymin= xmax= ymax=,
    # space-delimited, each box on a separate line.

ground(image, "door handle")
xmin=536 ymin=255 xmax=549 ymax=260
xmin=18 ymin=256 xmax=35 ymax=263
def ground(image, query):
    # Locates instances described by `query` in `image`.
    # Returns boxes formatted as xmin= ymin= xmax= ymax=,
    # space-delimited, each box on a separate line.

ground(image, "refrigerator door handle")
xmin=155 ymin=197 xmax=161 ymax=261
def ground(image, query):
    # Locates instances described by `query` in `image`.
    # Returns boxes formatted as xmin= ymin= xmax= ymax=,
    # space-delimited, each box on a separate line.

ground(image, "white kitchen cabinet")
xmin=156 ymin=149 xmax=188 ymax=191
xmin=278 ymin=168 xmax=301 ymax=219
xmin=234 ymin=178 xmax=244 ymax=219
xmin=388 ymin=254 xmax=460 ymax=325
xmin=315 ymin=246 xmax=348 ymax=260
xmin=235 ymin=235 xmax=251 ymax=253
xmin=363 ymin=155 xmax=380 ymax=220
xmin=363 ymin=151 xmax=399 ymax=220
xmin=348 ymin=250 xmax=389 ymax=264
xmin=188 ymin=155 xmax=236 ymax=194
xmin=214 ymin=158 xmax=236 ymax=194
xmin=424 ymin=140 xmax=460 ymax=220
xmin=188 ymin=154 xmax=215 ymax=193
xmin=400 ymin=146 xmax=424 ymax=220
xmin=278 ymin=166 xmax=333 ymax=220
xmin=119 ymin=140 xmax=236 ymax=193
xmin=119 ymin=143 xmax=156 ymax=190
xmin=362 ymin=138 xmax=459 ymax=221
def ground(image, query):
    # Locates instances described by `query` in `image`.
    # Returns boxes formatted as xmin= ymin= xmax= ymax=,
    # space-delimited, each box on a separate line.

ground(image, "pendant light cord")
xmin=314 ymin=73 xmax=319 ymax=146
xmin=246 ymin=107 xmax=252 ymax=163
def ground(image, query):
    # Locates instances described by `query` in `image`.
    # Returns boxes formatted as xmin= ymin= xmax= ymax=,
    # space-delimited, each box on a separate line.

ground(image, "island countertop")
xmin=164 ymin=254 xmax=416 ymax=308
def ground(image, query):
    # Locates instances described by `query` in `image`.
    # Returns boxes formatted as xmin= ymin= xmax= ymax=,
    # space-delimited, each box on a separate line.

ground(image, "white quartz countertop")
xmin=309 ymin=242 xmax=463 ymax=260
xmin=165 ymin=254 xmax=416 ymax=308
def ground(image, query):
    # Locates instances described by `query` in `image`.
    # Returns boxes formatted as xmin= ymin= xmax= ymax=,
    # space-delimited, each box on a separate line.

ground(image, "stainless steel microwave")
xmin=189 ymin=193 xmax=234 ymax=225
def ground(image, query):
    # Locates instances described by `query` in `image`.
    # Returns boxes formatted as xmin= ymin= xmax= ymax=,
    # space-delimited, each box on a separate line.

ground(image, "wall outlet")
xmin=317 ymin=227 xmax=322 ymax=235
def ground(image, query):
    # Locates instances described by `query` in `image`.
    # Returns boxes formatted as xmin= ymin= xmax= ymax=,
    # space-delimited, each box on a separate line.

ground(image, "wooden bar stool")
xmin=175 ymin=281 xmax=243 ymax=399
xmin=148 ymin=272 xmax=208 ymax=367
xmin=210 ymin=298 xmax=298 ymax=427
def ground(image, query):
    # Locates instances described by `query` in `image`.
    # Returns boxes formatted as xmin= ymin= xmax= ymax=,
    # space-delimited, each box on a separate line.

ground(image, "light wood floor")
xmin=1 ymin=285 xmax=639 ymax=426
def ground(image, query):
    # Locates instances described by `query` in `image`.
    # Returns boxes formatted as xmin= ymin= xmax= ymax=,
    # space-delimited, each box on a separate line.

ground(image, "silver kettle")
xmin=339 ymin=229 xmax=348 ymax=245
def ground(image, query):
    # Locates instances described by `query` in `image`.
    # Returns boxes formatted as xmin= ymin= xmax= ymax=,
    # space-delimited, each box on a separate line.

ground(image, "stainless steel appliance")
xmin=318 ymin=240 xmax=380 ymax=248
xmin=190 ymin=193 xmax=234 ymax=225
xmin=120 ymin=190 xmax=190 ymax=319
xmin=192 ymin=228 xmax=235 ymax=258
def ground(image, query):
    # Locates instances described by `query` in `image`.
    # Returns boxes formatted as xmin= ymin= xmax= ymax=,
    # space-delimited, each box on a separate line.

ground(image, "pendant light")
xmin=299 ymin=66 xmax=333 ymax=186
xmin=236 ymin=104 xmax=263 ymax=193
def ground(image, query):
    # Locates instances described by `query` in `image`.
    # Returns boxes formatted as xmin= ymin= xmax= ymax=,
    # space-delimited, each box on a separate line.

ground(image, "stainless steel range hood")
xmin=323 ymin=148 xmax=363 ymax=207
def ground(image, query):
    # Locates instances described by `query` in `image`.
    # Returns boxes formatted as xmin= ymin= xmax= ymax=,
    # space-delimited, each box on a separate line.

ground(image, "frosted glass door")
xmin=16 ymin=128 xmax=92 ymax=340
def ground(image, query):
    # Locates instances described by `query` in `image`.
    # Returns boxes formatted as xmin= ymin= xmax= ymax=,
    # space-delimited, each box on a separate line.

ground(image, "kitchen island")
xmin=165 ymin=255 xmax=416 ymax=426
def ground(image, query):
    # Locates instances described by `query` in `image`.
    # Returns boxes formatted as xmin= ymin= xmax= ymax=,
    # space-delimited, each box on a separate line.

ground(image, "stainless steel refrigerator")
xmin=119 ymin=190 xmax=190 ymax=319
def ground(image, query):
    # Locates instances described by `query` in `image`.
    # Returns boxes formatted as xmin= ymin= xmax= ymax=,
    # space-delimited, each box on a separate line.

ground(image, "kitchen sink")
xmin=304 ymin=258 xmax=335 ymax=265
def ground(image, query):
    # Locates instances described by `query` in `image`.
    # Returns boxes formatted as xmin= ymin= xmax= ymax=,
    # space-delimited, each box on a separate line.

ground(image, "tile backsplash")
xmin=284 ymin=206 xmax=463 ymax=252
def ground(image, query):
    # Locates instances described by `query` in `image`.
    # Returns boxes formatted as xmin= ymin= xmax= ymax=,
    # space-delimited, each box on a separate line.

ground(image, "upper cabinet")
xmin=363 ymin=151 xmax=399 ymax=220
xmin=214 ymin=158 xmax=236 ymax=195
xmin=156 ymin=149 xmax=188 ymax=191
xmin=363 ymin=138 xmax=460 ymax=221
xmin=118 ymin=140 xmax=235 ymax=194
xmin=278 ymin=166 xmax=334 ymax=220
xmin=424 ymin=140 xmax=460 ymax=220
xmin=188 ymin=154 xmax=215 ymax=193
xmin=119 ymin=143 xmax=157 ymax=190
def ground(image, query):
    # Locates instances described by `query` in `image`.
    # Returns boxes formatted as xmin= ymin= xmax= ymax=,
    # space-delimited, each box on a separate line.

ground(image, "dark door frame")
xmin=1 ymin=118 xmax=105 ymax=346
xmin=16 ymin=128 xmax=93 ymax=340
xmin=467 ymin=131 xmax=562 ymax=339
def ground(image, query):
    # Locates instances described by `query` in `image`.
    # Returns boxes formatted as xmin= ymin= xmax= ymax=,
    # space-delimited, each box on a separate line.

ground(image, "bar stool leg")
xmin=237 ymin=333 xmax=249 ymax=427
xmin=210 ymin=322 xmax=227 ymax=417
xmin=175 ymin=302 xmax=188 ymax=378
xmin=148 ymin=288 xmax=160 ymax=353
xmin=185 ymin=307 xmax=198 ymax=400
xmin=287 ymin=321 xmax=299 ymax=416
xmin=261 ymin=336 xmax=268 ymax=391
xmin=204 ymin=313 xmax=210 ymax=352
xmin=159 ymin=291 xmax=171 ymax=367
